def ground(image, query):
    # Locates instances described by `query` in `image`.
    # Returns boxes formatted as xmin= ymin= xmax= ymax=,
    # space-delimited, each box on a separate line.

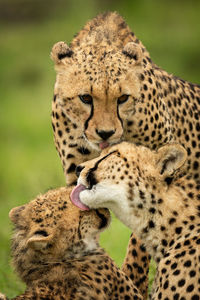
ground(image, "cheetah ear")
xmin=27 ymin=230 xmax=52 ymax=250
xmin=156 ymin=144 xmax=187 ymax=177
xmin=51 ymin=41 xmax=73 ymax=64
xmin=9 ymin=205 xmax=26 ymax=224
xmin=122 ymin=42 xmax=143 ymax=64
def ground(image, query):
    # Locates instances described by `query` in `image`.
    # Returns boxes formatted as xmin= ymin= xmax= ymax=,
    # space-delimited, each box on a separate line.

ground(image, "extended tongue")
xmin=70 ymin=184 xmax=90 ymax=210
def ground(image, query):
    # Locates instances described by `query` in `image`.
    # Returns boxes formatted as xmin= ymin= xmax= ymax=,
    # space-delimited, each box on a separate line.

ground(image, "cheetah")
xmin=7 ymin=187 xmax=143 ymax=299
xmin=71 ymin=142 xmax=200 ymax=299
xmin=51 ymin=12 xmax=200 ymax=187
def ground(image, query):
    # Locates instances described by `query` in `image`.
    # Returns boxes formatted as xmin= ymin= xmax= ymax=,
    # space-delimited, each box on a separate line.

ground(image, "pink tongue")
xmin=99 ymin=141 xmax=109 ymax=150
xmin=70 ymin=184 xmax=90 ymax=210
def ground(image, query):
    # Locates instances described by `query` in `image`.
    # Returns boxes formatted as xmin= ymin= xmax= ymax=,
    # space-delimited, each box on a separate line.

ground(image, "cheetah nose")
xmin=96 ymin=130 xmax=115 ymax=140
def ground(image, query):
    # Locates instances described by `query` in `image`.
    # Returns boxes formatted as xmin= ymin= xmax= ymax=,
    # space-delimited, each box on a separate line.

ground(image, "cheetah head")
xmin=71 ymin=142 xmax=187 ymax=230
xmin=9 ymin=187 xmax=110 ymax=281
xmin=51 ymin=39 xmax=143 ymax=151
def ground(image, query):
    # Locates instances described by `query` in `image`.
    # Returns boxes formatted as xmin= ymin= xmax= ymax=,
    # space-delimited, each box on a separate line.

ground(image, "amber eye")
xmin=79 ymin=94 xmax=93 ymax=104
xmin=117 ymin=94 xmax=129 ymax=104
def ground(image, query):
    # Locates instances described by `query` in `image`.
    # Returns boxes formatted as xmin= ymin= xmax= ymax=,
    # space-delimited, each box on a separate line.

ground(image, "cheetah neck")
xmin=20 ymin=248 xmax=106 ymax=284
xmin=131 ymin=181 xmax=200 ymax=264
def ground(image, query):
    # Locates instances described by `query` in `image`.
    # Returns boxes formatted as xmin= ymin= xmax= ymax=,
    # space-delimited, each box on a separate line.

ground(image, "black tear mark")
xmin=84 ymin=102 xmax=94 ymax=131
xmin=86 ymin=151 xmax=117 ymax=189
xmin=117 ymin=103 xmax=123 ymax=128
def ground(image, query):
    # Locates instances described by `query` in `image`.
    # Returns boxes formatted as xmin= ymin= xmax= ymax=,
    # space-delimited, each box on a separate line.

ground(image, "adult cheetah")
xmin=71 ymin=142 xmax=200 ymax=299
xmin=6 ymin=187 xmax=143 ymax=299
xmin=51 ymin=12 xmax=200 ymax=186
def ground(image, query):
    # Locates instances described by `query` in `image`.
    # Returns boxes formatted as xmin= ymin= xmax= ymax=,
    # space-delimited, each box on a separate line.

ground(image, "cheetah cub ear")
xmin=27 ymin=230 xmax=53 ymax=251
xmin=156 ymin=143 xmax=187 ymax=177
xmin=51 ymin=41 xmax=73 ymax=64
xmin=122 ymin=42 xmax=143 ymax=64
xmin=9 ymin=205 xmax=26 ymax=224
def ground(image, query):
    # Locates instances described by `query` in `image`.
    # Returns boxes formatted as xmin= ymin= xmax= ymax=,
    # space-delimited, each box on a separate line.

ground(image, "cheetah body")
xmin=73 ymin=142 xmax=200 ymax=299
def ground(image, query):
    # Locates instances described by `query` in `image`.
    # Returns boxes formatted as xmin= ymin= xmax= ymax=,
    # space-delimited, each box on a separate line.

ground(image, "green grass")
xmin=0 ymin=0 xmax=200 ymax=297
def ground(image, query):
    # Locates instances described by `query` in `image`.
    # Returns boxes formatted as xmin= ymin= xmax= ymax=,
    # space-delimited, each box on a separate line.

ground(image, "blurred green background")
xmin=0 ymin=0 xmax=200 ymax=297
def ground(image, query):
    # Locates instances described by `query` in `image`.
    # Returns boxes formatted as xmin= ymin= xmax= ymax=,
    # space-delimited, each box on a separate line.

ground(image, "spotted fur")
xmin=8 ymin=187 xmax=143 ymax=299
xmin=51 ymin=11 xmax=200 ymax=299
xmin=51 ymin=12 xmax=200 ymax=187
xmin=75 ymin=142 xmax=200 ymax=299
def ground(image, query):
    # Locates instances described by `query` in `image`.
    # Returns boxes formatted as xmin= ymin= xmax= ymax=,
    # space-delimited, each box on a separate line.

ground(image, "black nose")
xmin=96 ymin=130 xmax=115 ymax=140
xmin=75 ymin=165 xmax=85 ymax=177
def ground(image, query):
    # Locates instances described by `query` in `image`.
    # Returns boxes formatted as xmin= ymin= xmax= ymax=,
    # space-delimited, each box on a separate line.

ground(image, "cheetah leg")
xmin=121 ymin=233 xmax=151 ymax=300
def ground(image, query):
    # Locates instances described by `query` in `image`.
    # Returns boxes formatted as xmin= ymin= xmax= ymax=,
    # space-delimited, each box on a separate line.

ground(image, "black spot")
xmin=122 ymin=50 xmax=138 ymax=60
xmin=161 ymin=239 xmax=168 ymax=247
xmin=165 ymin=177 xmax=173 ymax=185
xmin=67 ymin=154 xmax=75 ymax=159
xmin=149 ymin=220 xmax=155 ymax=228
xmin=171 ymin=262 xmax=177 ymax=269
xmin=77 ymin=147 xmax=91 ymax=155
xmin=58 ymin=49 xmax=73 ymax=60
xmin=127 ymin=121 xmax=133 ymax=126
xmin=149 ymin=207 xmax=156 ymax=214
xmin=163 ymin=280 xmax=169 ymax=289
xmin=186 ymin=284 xmax=194 ymax=292
xmin=184 ymin=260 xmax=191 ymax=267
xmin=58 ymin=130 xmax=63 ymax=137
xmin=75 ymin=165 xmax=85 ymax=177
xmin=178 ymin=279 xmax=185 ymax=287
xmin=69 ymin=143 xmax=78 ymax=148
xmin=131 ymin=249 xmax=138 ymax=257
xmin=175 ymin=227 xmax=182 ymax=234
xmin=169 ymin=217 xmax=176 ymax=225
xmin=35 ymin=218 xmax=43 ymax=223
xmin=131 ymin=237 xmax=137 ymax=245
xmin=67 ymin=163 xmax=76 ymax=174
xmin=189 ymin=270 xmax=196 ymax=277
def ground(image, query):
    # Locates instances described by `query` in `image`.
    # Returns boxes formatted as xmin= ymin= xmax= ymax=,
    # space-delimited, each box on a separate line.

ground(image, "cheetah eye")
xmin=117 ymin=94 xmax=129 ymax=105
xmin=79 ymin=94 xmax=93 ymax=105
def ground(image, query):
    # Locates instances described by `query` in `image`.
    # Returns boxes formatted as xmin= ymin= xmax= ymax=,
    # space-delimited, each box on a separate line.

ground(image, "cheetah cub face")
xmin=9 ymin=187 xmax=110 ymax=282
xmin=71 ymin=142 xmax=187 ymax=230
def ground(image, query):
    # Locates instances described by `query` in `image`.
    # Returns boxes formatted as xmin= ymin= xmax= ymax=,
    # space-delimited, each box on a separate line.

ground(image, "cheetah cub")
xmin=72 ymin=142 xmax=200 ymax=299
xmin=7 ymin=187 xmax=143 ymax=299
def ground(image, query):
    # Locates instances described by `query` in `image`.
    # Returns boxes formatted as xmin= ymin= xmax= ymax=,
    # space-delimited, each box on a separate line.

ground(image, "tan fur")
xmin=50 ymin=11 xmax=200 ymax=299
xmin=51 ymin=12 xmax=200 ymax=187
xmin=8 ymin=187 xmax=143 ymax=299
xmin=76 ymin=142 xmax=200 ymax=299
